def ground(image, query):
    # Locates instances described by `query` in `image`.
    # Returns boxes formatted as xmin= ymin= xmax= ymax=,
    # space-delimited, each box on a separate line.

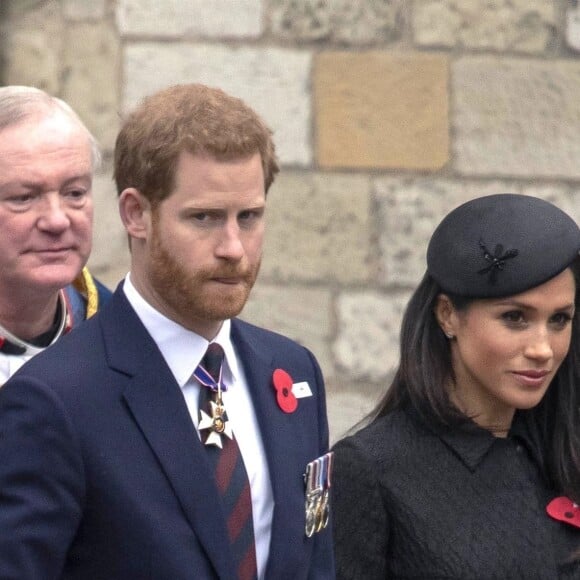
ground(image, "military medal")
xmin=304 ymin=452 xmax=333 ymax=537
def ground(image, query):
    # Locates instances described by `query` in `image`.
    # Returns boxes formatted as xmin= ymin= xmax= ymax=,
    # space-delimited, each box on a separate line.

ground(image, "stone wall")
xmin=3 ymin=0 xmax=580 ymax=441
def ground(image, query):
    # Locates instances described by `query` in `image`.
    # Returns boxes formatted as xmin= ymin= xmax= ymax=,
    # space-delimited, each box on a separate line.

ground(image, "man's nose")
xmin=36 ymin=194 xmax=71 ymax=233
xmin=215 ymin=220 xmax=244 ymax=260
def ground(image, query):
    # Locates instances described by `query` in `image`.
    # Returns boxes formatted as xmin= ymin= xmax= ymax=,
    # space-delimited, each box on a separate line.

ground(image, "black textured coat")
xmin=332 ymin=408 xmax=580 ymax=579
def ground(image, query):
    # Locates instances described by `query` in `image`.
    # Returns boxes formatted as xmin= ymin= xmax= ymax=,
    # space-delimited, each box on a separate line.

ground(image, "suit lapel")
xmin=101 ymin=288 xmax=237 ymax=580
xmin=232 ymin=321 xmax=311 ymax=578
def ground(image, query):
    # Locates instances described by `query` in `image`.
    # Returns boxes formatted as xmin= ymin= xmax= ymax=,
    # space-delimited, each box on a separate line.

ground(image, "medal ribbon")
xmin=193 ymin=360 xmax=228 ymax=392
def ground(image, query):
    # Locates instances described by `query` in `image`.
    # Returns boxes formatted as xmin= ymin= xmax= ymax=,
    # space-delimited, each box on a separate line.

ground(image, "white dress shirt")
xmin=0 ymin=352 xmax=34 ymax=386
xmin=123 ymin=274 xmax=273 ymax=578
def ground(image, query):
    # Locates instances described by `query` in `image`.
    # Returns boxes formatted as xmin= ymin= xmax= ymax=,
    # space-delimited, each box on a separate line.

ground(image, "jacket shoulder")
xmin=333 ymin=408 xmax=424 ymax=466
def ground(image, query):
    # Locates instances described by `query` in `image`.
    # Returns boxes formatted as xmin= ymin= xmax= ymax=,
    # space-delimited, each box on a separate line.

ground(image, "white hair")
xmin=0 ymin=85 xmax=101 ymax=169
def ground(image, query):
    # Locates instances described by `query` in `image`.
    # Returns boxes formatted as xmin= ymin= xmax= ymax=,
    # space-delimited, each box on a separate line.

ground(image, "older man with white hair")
xmin=0 ymin=86 xmax=111 ymax=383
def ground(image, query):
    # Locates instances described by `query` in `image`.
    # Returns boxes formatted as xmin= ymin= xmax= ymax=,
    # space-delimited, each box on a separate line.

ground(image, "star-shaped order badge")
xmin=199 ymin=400 xmax=234 ymax=448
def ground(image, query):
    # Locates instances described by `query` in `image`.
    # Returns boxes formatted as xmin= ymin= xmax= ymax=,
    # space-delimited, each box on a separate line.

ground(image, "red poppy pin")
xmin=546 ymin=496 xmax=580 ymax=529
xmin=272 ymin=369 xmax=298 ymax=414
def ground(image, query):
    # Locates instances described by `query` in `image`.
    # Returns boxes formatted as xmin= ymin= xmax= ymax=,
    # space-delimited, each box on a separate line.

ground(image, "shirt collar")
xmin=123 ymin=274 xmax=238 ymax=388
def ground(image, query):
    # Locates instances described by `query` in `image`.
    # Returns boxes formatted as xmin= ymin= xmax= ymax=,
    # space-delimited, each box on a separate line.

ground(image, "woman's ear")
xmin=118 ymin=188 xmax=151 ymax=241
xmin=435 ymin=294 xmax=456 ymax=340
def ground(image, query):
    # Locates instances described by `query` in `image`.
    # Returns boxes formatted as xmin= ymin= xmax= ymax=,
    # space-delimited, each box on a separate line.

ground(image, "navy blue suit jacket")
xmin=0 ymin=286 xmax=334 ymax=579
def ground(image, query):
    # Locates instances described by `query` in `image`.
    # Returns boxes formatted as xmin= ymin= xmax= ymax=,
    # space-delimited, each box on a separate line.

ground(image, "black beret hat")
xmin=427 ymin=194 xmax=580 ymax=298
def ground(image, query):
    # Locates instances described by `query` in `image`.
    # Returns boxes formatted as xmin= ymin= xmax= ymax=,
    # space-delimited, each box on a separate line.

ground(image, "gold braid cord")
xmin=72 ymin=267 xmax=99 ymax=319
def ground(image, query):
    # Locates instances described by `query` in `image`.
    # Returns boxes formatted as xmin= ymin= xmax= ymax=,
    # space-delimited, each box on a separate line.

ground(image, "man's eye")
xmin=8 ymin=194 xmax=34 ymax=204
xmin=239 ymin=209 xmax=263 ymax=222
xmin=64 ymin=189 xmax=88 ymax=203
xmin=67 ymin=189 xmax=85 ymax=198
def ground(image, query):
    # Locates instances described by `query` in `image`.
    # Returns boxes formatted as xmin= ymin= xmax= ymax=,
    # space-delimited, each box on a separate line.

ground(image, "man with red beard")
xmin=0 ymin=84 xmax=334 ymax=580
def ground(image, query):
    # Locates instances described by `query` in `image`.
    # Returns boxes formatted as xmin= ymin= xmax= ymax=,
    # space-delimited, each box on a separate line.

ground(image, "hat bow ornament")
xmin=477 ymin=240 xmax=519 ymax=285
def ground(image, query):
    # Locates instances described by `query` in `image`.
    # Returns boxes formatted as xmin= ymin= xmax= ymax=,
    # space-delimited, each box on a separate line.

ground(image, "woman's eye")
xmin=502 ymin=310 xmax=524 ymax=324
xmin=551 ymin=312 xmax=572 ymax=327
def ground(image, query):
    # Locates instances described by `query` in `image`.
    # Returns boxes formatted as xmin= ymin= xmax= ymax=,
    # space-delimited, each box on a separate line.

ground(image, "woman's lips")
xmin=511 ymin=370 xmax=550 ymax=388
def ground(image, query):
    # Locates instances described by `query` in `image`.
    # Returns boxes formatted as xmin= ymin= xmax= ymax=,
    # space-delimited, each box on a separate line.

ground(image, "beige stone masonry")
xmin=415 ymin=0 xmax=556 ymax=53
xmin=63 ymin=0 xmax=107 ymax=20
xmin=270 ymin=0 xmax=403 ymax=44
xmin=567 ymin=1 xmax=580 ymax=51
xmin=453 ymin=57 xmax=580 ymax=179
xmin=123 ymin=43 xmax=312 ymax=166
xmin=62 ymin=21 xmax=121 ymax=152
xmin=260 ymin=171 xmax=373 ymax=284
xmin=88 ymin=171 xmax=130 ymax=287
xmin=314 ymin=52 xmax=449 ymax=170
xmin=333 ymin=290 xmax=410 ymax=382
xmin=2 ymin=2 xmax=64 ymax=94
xmin=241 ymin=283 xmax=334 ymax=379
xmin=116 ymin=0 xmax=262 ymax=38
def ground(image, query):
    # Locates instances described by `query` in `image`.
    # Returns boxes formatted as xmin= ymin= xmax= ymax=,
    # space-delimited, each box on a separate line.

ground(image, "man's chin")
xmin=189 ymin=293 xmax=250 ymax=324
xmin=27 ymin=264 xmax=84 ymax=291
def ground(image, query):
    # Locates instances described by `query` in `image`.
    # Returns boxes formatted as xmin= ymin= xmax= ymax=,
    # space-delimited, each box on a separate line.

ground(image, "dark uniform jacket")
xmin=332 ymin=407 xmax=580 ymax=579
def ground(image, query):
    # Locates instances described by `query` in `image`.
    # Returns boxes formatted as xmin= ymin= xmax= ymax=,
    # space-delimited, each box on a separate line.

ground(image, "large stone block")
xmin=453 ymin=57 xmax=580 ymax=179
xmin=63 ymin=0 xmax=106 ymax=20
xmin=326 ymin=378 xmax=385 ymax=443
xmin=123 ymin=43 xmax=311 ymax=166
xmin=88 ymin=171 xmax=130 ymax=289
xmin=2 ymin=1 xmax=63 ymax=94
xmin=333 ymin=290 xmax=410 ymax=382
xmin=567 ymin=1 xmax=580 ymax=52
xmin=270 ymin=0 xmax=403 ymax=44
xmin=62 ymin=21 xmax=120 ymax=153
xmin=116 ymin=0 xmax=262 ymax=38
xmin=241 ymin=282 xmax=334 ymax=378
xmin=314 ymin=51 xmax=449 ymax=170
xmin=261 ymin=171 xmax=373 ymax=284
xmin=415 ymin=0 xmax=556 ymax=53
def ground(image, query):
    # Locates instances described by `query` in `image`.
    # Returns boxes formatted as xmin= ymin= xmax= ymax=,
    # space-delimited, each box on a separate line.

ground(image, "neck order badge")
xmin=196 ymin=344 xmax=233 ymax=447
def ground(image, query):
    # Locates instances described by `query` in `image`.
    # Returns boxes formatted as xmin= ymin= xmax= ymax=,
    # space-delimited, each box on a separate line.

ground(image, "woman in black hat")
xmin=332 ymin=194 xmax=580 ymax=579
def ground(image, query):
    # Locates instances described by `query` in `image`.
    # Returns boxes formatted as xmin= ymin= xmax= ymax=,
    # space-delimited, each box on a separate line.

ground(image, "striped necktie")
xmin=197 ymin=344 xmax=258 ymax=580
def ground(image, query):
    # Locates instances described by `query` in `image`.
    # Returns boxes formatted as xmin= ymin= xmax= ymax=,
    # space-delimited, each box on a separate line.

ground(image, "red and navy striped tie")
xmin=198 ymin=344 xmax=258 ymax=580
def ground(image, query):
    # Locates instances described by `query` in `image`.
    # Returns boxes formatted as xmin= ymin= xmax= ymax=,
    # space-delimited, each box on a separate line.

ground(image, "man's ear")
xmin=118 ymin=188 xmax=150 ymax=240
xmin=434 ymin=294 xmax=457 ymax=339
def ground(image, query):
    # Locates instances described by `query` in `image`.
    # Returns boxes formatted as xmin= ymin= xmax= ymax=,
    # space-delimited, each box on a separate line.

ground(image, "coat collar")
xmin=409 ymin=406 xmax=541 ymax=473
